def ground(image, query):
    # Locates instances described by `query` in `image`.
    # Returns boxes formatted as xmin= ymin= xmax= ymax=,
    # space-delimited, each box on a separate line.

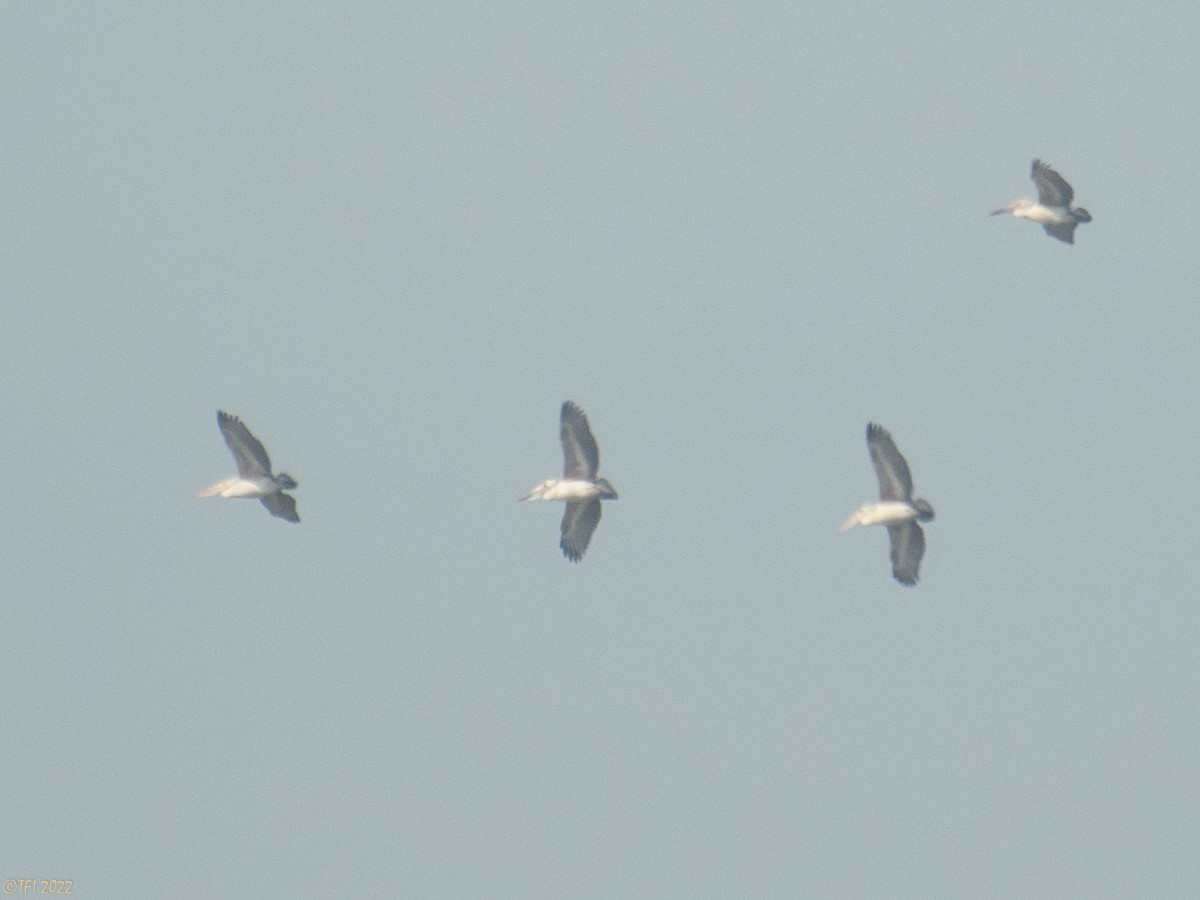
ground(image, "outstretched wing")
xmin=560 ymin=499 xmax=601 ymax=562
xmin=1043 ymin=222 xmax=1077 ymax=244
xmin=867 ymin=423 xmax=914 ymax=501
xmin=560 ymin=401 xmax=600 ymax=480
xmin=887 ymin=521 xmax=925 ymax=586
xmin=260 ymin=492 xmax=300 ymax=523
xmin=218 ymin=411 xmax=273 ymax=479
xmin=1031 ymin=159 xmax=1073 ymax=208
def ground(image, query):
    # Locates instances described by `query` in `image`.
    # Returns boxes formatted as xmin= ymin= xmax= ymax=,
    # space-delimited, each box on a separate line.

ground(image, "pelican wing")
xmin=560 ymin=401 xmax=600 ymax=480
xmin=1031 ymin=159 xmax=1073 ymax=208
xmin=866 ymin=423 xmax=914 ymax=501
xmin=1043 ymin=222 xmax=1077 ymax=244
xmin=560 ymin=499 xmax=601 ymax=562
xmin=260 ymin=492 xmax=300 ymax=523
xmin=217 ymin=411 xmax=273 ymax=479
xmin=887 ymin=521 xmax=925 ymax=586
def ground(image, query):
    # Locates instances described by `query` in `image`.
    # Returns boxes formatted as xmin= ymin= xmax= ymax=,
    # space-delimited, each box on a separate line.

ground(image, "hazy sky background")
xmin=4 ymin=3 xmax=1199 ymax=897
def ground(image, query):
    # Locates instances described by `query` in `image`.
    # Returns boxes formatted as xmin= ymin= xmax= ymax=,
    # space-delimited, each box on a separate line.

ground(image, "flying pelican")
xmin=839 ymin=423 xmax=933 ymax=586
xmin=521 ymin=401 xmax=618 ymax=561
xmin=197 ymin=411 xmax=300 ymax=523
xmin=991 ymin=159 xmax=1092 ymax=244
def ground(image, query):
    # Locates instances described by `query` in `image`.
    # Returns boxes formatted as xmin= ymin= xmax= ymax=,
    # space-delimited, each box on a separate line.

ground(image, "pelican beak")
xmin=196 ymin=480 xmax=226 ymax=498
xmin=989 ymin=201 xmax=1018 ymax=216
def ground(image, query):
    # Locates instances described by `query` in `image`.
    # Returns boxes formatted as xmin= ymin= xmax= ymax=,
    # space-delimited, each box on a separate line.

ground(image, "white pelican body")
xmin=198 ymin=475 xmax=282 ymax=499
xmin=522 ymin=478 xmax=612 ymax=502
xmin=1004 ymin=201 xmax=1076 ymax=227
xmin=991 ymin=159 xmax=1091 ymax=244
xmin=197 ymin=411 xmax=300 ymax=523
xmin=522 ymin=401 xmax=618 ymax=562
xmin=838 ymin=500 xmax=924 ymax=530
xmin=840 ymin=423 xmax=934 ymax=586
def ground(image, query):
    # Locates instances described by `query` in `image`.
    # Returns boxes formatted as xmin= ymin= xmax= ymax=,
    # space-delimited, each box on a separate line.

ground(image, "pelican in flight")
xmin=839 ymin=423 xmax=933 ymax=586
xmin=521 ymin=401 xmax=618 ymax=561
xmin=197 ymin=411 xmax=300 ymax=523
xmin=991 ymin=159 xmax=1092 ymax=244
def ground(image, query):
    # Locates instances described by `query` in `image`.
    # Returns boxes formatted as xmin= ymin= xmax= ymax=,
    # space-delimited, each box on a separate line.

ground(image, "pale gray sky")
xmin=4 ymin=3 xmax=1199 ymax=897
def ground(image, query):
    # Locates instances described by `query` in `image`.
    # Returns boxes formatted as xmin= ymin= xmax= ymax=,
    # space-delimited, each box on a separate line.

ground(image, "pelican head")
xmin=990 ymin=199 xmax=1029 ymax=216
xmin=593 ymin=478 xmax=618 ymax=500
xmin=912 ymin=498 xmax=935 ymax=522
xmin=195 ymin=477 xmax=236 ymax=498
xmin=275 ymin=472 xmax=298 ymax=490
xmin=520 ymin=479 xmax=557 ymax=501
